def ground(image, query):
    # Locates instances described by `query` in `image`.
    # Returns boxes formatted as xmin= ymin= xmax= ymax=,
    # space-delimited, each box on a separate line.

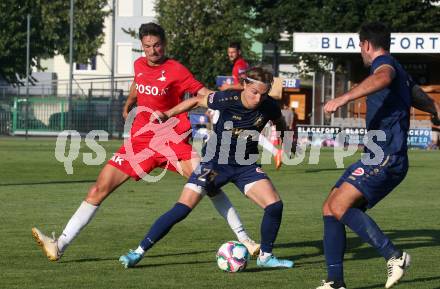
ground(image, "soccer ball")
xmin=216 ymin=241 xmax=250 ymax=272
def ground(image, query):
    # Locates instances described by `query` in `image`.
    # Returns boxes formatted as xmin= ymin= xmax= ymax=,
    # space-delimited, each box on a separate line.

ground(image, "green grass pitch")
xmin=1 ymin=137 xmax=439 ymax=289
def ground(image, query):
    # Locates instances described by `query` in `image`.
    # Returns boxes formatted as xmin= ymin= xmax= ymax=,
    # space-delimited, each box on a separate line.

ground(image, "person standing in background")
xmin=219 ymin=42 xmax=249 ymax=91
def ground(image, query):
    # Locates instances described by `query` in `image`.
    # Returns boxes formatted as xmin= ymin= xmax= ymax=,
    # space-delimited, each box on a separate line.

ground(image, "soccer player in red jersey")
xmin=32 ymin=23 xmax=259 ymax=261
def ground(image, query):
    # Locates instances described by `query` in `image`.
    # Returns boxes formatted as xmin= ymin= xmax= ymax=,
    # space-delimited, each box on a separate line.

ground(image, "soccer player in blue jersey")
xmin=119 ymin=67 xmax=294 ymax=269
xmin=316 ymin=22 xmax=412 ymax=289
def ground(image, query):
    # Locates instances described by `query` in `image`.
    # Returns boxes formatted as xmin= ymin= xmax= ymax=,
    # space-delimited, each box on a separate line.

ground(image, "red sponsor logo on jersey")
xmin=352 ymin=167 xmax=365 ymax=176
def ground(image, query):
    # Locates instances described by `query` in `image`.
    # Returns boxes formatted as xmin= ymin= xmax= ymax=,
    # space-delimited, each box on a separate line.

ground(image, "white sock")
xmin=209 ymin=190 xmax=250 ymax=242
xmin=134 ymin=246 xmax=145 ymax=255
xmin=258 ymin=134 xmax=278 ymax=156
xmin=57 ymin=201 xmax=99 ymax=253
xmin=259 ymin=250 xmax=272 ymax=261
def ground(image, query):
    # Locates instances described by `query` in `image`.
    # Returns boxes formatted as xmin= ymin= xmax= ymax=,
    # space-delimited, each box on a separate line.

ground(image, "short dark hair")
xmin=359 ymin=22 xmax=391 ymax=51
xmin=228 ymin=42 xmax=241 ymax=51
xmin=138 ymin=22 xmax=166 ymax=42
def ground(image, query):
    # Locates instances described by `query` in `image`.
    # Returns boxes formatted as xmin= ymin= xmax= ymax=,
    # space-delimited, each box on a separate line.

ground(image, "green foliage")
xmin=0 ymin=0 xmax=109 ymax=84
xmin=156 ymin=0 xmax=258 ymax=87
xmin=245 ymin=0 xmax=440 ymax=74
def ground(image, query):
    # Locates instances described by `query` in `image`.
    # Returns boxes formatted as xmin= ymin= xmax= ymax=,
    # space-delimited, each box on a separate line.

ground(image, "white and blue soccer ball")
xmin=216 ymin=241 xmax=250 ymax=272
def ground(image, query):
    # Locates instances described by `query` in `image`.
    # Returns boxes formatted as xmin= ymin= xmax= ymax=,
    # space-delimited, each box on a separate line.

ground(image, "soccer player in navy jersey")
xmin=32 ymin=22 xmax=259 ymax=262
xmin=316 ymin=22 xmax=413 ymax=289
xmin=119 ymin=67 xmax=294 ymax=269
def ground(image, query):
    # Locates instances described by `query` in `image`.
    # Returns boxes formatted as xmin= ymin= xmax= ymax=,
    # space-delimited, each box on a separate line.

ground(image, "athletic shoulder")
xmin=371 ymin=54 xmax=396 ymax=73
xmin=166 ymin=59 xmax=188 ymax=71
xmin=134 ymin=57 xmax=146 ymax=67
xmin=207 ymin=90 xmax=241 ymax=111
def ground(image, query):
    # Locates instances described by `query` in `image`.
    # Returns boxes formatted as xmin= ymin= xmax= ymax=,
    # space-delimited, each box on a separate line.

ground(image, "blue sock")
xmin=340 ymin=208 xmax=401 ymax=260
xmin=323 ymin=216 xmax=346 ymax=283
xmin=260 ymin=201 xmax=283 ymax=254
xmin=140 ymin=202 xmax=192 ymax=251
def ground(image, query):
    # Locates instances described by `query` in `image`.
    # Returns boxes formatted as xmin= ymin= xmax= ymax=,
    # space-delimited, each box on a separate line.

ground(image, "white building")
xmin=40 ymin=0 xmax=156 ymax=97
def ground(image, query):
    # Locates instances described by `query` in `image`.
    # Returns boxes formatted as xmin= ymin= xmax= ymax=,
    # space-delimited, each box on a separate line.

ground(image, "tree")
xmin=0 ymin=0 xmax=110 ymax=84
xmin=155 ymin=0 xmax=258 ymax=87
xmin=244 ymin=0 xmax=440 ymax=74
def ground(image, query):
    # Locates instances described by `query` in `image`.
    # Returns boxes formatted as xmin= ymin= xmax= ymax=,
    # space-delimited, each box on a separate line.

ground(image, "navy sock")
xmin=340 ymin=208 xmax=401 ymax=260
xmin=140 ymin=202 xmax=192 ymax=251
xmin=323 ymin=216 xmax=346 ymax=283
xmin=260 ymin=201 xmax=283 ymax=254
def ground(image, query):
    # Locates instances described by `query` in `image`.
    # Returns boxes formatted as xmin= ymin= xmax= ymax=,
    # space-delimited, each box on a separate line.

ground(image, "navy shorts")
xmin=186 ymin=161 xmax=269 ymax=195
xmin=335 ymin=155 xmax=408 ymax=208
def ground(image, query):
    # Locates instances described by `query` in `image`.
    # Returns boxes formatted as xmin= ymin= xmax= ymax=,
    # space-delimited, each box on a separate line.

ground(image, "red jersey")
xmin=232 ymin=57 xmax=249 ymax=85
xmin=132 ymin=57 xmax=203 ymax=138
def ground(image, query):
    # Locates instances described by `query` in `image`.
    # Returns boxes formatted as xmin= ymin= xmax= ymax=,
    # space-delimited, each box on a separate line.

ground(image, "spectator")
xmin=281 ymin=104 xmax=293 ymax=130
xmin=219 ymin=42 xmax=249 ymax=91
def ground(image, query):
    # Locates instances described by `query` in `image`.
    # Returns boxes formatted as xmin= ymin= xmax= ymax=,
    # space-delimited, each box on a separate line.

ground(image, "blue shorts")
xmin=186 ymin=161 xmax=269 ymax=195
xmin=335 ymin=155 xmax=408 ymax=208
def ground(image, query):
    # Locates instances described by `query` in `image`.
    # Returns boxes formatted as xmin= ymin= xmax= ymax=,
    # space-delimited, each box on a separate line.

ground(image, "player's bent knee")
xmin=178 ymin=184 xmax=205 ymax=209
xmin=184 ymin=183 xmax=207 ymax=197
xmin=264 ymin=200 xmax=283 ymax=217
xmin=328 ymin=200 xmax=347 ymax=220
xmin=85 ymin=183 xmax=111 ymax=205
xmin=322 ymin=200 xmax=332 ymax=216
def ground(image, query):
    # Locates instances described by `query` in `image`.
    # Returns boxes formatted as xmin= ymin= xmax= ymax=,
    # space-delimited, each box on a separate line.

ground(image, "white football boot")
xmin=32 ymin=227 xmax=62 ymax=261
xmin=241 ymin=239 xmax=260 ymax=257
xmin=385 ymin=252 xmax=411 ymax=288
xmin=316 ymin=280 xmax=346 ymax=289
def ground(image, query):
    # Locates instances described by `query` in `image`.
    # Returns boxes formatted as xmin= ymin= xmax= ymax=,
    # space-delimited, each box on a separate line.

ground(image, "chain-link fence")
xmin=0 ymin=76 xmax=133 ymax=137
xmin=8 ymin=90 xmax=125 ymax=138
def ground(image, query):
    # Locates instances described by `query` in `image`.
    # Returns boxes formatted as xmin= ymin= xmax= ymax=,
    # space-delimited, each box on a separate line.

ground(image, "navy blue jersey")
xmin=366 ymin=54 xmax=411 ymax=155
xmin=204 ymin=90 xmax=281 ymax=165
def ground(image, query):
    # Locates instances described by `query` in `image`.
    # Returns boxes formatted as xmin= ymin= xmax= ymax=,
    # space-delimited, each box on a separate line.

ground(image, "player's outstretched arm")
xmin=160 ymin=90 xmax=211 ymax=120
xmin=324 ymin=65 xmax=394 ymax=114
xmin=411 ymin=85 xmax=437 ymax=114
xmin=196 ymin=87 xmax=215 ymax=99
xmin=123 ymin=81 xmax=137 ymax=119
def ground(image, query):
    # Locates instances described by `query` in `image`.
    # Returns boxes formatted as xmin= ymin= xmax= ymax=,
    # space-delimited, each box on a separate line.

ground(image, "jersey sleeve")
xmin=133 ymin=58 xmax=143 ymax=84
xmin=207 ymin=91 xmax=233 ymax=111
xmin=232 ymin=59 xmax=249 ymax=84
xmin=266 ymin=98 xmax=282 ymax=121
xmin=176 ymin=63 xmax=204 ymax=95
xmin=371 ymin=55 xmax=395 ymax=74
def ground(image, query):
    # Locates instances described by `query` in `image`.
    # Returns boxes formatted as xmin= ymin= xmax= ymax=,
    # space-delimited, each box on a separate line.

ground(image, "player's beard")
xmin=361 ymin=52 xmax=370 ymax=67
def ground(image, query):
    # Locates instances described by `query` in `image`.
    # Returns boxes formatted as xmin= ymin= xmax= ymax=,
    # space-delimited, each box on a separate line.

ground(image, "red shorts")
xmin=108 ymin=136 xmax=196 ymax=181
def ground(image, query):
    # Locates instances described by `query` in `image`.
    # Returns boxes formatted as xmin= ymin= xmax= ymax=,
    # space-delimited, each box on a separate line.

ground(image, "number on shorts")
xmin=197 ymin=168 xmax=211 ymax=182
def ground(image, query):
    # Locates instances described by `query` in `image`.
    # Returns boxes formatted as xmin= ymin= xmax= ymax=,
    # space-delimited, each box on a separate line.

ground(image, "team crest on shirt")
xmin=352 ymin=167 xmax=365 ymax=176
xmin=157 ymin=70 xmax=166 ymax=82
xmin=256 ymin=167 xmax=265 ymax=174
xmin=253 ymin=115 xmax=265 ymax=128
